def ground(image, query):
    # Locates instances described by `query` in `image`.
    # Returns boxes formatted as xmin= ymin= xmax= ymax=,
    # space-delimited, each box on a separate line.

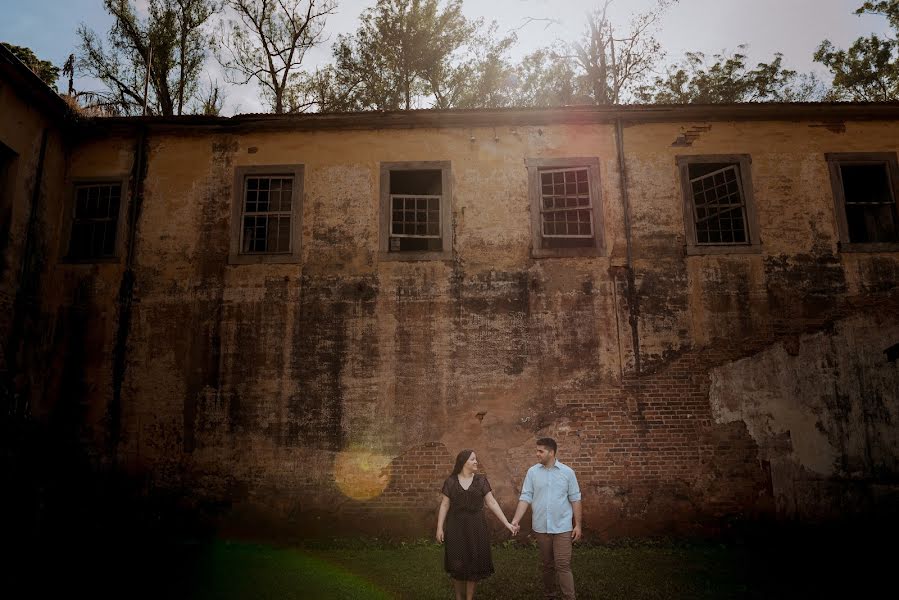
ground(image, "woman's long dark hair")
xmin=451 ymin=449 xmax=475 ymax=476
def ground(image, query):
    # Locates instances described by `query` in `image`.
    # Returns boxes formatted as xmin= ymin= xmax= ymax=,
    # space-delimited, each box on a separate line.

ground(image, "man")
xmin=511 ymin=437 xmax=582 ymax=600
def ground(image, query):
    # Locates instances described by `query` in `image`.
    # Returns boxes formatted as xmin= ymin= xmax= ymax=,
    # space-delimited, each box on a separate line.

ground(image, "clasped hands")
xmin=436 ymin=521 xmax=519 ymax=543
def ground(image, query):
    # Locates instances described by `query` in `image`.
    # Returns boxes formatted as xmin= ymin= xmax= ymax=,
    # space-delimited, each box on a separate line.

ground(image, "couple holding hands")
xmin=436 ymin=438 xmax=582 ymax=600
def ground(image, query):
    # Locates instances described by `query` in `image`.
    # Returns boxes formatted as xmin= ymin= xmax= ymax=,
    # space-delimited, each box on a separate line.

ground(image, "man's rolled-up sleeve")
xmin=519 ymin=469 xmax=534 ymax=503
xmin=567 ymin=470 xmax=582 ymax=503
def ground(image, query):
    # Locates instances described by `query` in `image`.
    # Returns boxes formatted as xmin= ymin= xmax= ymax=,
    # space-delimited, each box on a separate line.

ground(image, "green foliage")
xmin=638 ymin=47 xmax=826 ymax=103
xmin=301 ymin=0 xmax=516 ymax=111
xmin=2 ymin=43 xmax=60 ymax=89
xmin=509 ymin=46 xmax=591 ymax=107
xmin=814 ymin=0 xmax=899 ymax=101
xmin=77 ymin=0 xmax=220 ymax=115
xmin=857 ymin=0 xmax=899 ymax=28
xmin=510 ymin=0 xmax=676 ymax=107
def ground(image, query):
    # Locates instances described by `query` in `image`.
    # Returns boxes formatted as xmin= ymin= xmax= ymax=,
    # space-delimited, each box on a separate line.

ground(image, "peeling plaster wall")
xmin=30 ymin=117 xmax=899 ymax=537
xmin=710 ymin=311 xmax=899 ymax=519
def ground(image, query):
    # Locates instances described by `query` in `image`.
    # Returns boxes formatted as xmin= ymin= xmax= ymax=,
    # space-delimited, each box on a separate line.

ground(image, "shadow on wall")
xmin=1 ymin=410 xmax=219 ymax=598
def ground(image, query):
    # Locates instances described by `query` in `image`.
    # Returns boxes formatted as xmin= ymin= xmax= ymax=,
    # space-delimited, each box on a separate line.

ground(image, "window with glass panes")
xmin=387 ymin=169 xmax=443 ymax=252
xmin=241 ymin=175 xmax=293 ymax=253
xmin=68 ymin=182 xmax=122 ymax=259
xmin=677 ymin=154 xmax=759 ymax=255
xmin=538 ymin=167 xmax=594 ymax=248
xmin=686 ymin=163 xmax=750 ymax=245
xmin=526 ymin=157 xmax=603 ymax=257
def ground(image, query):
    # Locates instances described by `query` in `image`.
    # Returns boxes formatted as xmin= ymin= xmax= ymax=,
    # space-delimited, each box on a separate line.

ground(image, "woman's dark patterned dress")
xmin=441 ymin=474 xmax=495 ymax=581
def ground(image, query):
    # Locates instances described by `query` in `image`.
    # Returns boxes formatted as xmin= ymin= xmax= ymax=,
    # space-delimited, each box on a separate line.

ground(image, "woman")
xmin=436 ymin=449 xmax=516 ymax=600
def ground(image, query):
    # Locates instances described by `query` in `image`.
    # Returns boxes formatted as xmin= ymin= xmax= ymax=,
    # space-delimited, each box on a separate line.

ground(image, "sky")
xmin=0 ymin=0 xmax=892 ymax=115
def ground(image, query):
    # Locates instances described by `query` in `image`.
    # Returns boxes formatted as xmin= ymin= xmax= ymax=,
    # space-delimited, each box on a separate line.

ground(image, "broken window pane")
xmin=840 ymin=164 xmax=898 ymax=243
xmin=241 ymin=176 xmax=293 ymax=254
xmin=688 ymin=163 xmax=750 ymax=245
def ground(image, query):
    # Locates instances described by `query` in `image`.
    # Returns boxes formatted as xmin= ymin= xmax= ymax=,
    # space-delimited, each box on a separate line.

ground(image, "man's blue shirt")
xmin=519 ymin=460 xmax=581 ymax=534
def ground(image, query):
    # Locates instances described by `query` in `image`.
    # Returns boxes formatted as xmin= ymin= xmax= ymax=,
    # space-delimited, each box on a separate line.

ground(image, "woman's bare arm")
xmin=436 ymin=495 xmax=450 ymax=542
xmin=485 ymin=491 xmax=515 ymax=533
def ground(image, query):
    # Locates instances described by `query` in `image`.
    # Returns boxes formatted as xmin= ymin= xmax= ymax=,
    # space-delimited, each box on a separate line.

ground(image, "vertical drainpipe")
xmin=109 ymin=124 xmax=148 ymax=459
xmin=615 ymin=118 xmax=641 ymax=375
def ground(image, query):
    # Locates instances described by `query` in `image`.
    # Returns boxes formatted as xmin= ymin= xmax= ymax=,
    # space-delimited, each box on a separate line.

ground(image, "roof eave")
xmin=73 ymin=102 xmax=899 ymax=136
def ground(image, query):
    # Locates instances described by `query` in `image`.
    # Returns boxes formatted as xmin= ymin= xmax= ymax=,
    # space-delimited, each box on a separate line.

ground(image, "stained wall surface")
xmin=23 ymin=111 xmax=899 ymax=537
xmin=0 ymin=62 xmax=69 ymax=426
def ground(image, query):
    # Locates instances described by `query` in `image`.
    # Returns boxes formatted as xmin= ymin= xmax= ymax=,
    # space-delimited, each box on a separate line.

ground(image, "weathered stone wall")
xmin=25 ymin=135 xmax=137 ymax=457
xmin=0 ymin=73 xmax=69 ymax=422
xmin=34 ymin=116 xmax=899 ymax=537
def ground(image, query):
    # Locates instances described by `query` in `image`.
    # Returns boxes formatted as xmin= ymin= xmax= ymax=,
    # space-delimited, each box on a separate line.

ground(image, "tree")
xmin=509 ymin=0 xmax=676 ymax=107
xmin=508 ymin=47 xmax=587 ymax=107
xmin=638 ymin=47 xmax=826 ymax=103
xmin=2 ymin=43 xmax=60 ymax=89
xmin=77 ymin=0 xmax=220 ymax=116
xmin=217 ymin=0 xmax=336 ymax=114
xmin=574 ymin=0 xmax=674 ymax=104
xmin=303 ymin=0 xmax=515 ymax=112
xmin=63 ymin=54 xmax=76 ymax=96
xmin=426 ymin=21 xmax=516 ymax=109
xmin=814 ymin=1 xmax=899 ymax=101
xmin=194 ymin=79 xmax=226 ymax=115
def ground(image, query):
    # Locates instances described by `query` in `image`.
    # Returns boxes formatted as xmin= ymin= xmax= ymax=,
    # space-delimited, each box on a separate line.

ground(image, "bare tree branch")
xmin=217 ymin=0 xmax=335 ymax=113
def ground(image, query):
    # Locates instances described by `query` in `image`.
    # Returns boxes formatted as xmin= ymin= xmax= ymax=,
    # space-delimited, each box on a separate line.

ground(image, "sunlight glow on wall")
xmin=333 ymin=448 xmax=393 ymax=501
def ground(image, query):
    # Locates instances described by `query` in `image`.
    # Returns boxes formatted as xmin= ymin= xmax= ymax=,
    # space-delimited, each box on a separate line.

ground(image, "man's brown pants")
xmin=535 ymin=532 xmax=575 ymax=599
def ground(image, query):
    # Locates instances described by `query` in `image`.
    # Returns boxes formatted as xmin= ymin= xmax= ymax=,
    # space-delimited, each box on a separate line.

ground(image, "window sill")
xmin=531 ymin=247 xmax=605 ymax=259
xmin=838 ymin=242 xmax=899 ymax=253
xmin=228 ymin=252 xmax=302 ymax=265
xmin=685 ymin=244 xmax=762 ymax=256
xmin=378 ymin=250 xmax=453 ymax=262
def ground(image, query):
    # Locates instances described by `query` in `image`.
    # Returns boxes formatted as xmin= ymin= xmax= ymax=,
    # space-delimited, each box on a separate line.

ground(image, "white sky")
xmin=0 ymin=0 xmax=892 ymax=115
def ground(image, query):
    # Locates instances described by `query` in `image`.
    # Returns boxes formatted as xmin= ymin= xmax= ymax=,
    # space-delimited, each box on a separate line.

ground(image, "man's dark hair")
xmin=536 ymin=437 xmax=557 ymax=453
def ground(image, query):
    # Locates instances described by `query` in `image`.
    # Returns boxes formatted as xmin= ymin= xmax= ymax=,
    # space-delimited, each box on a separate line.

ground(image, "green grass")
xmin=27 ymin=530 xmax=889 ymax=599
xmin=166 ymin=539 xmax=759 ymax=599
xmin=183 ymin=541 xmax=393 ymax=599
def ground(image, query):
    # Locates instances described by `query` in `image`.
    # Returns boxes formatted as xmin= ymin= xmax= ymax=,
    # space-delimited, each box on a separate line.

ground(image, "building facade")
xmin=4 ymin=46 xmax=899 ymax=538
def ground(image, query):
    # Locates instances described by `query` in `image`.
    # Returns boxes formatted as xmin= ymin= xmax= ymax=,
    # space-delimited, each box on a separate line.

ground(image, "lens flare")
xmin=333 ymin=449 xmax=392 ymax=501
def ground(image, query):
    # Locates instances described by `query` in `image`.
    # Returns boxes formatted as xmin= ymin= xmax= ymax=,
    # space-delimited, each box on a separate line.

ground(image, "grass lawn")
xmin=21 ymin=531 xmax=889 ymax=599
xmin=173 ymin=539 xmax=757 ymax=600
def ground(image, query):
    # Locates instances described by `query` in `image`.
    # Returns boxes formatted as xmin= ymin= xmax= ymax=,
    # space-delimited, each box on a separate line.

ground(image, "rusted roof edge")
xmin=73 ymin=102 xmax=899 ymax=136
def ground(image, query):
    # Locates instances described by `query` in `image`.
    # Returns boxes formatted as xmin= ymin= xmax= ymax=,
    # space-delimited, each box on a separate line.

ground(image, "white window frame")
xmin=229 ymin=164 xmax=304 ymax=265
xmin=379 ymin=161 xmax=452 ymax=261
xmin=527 ymin=157 xmax=604 ymax=258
